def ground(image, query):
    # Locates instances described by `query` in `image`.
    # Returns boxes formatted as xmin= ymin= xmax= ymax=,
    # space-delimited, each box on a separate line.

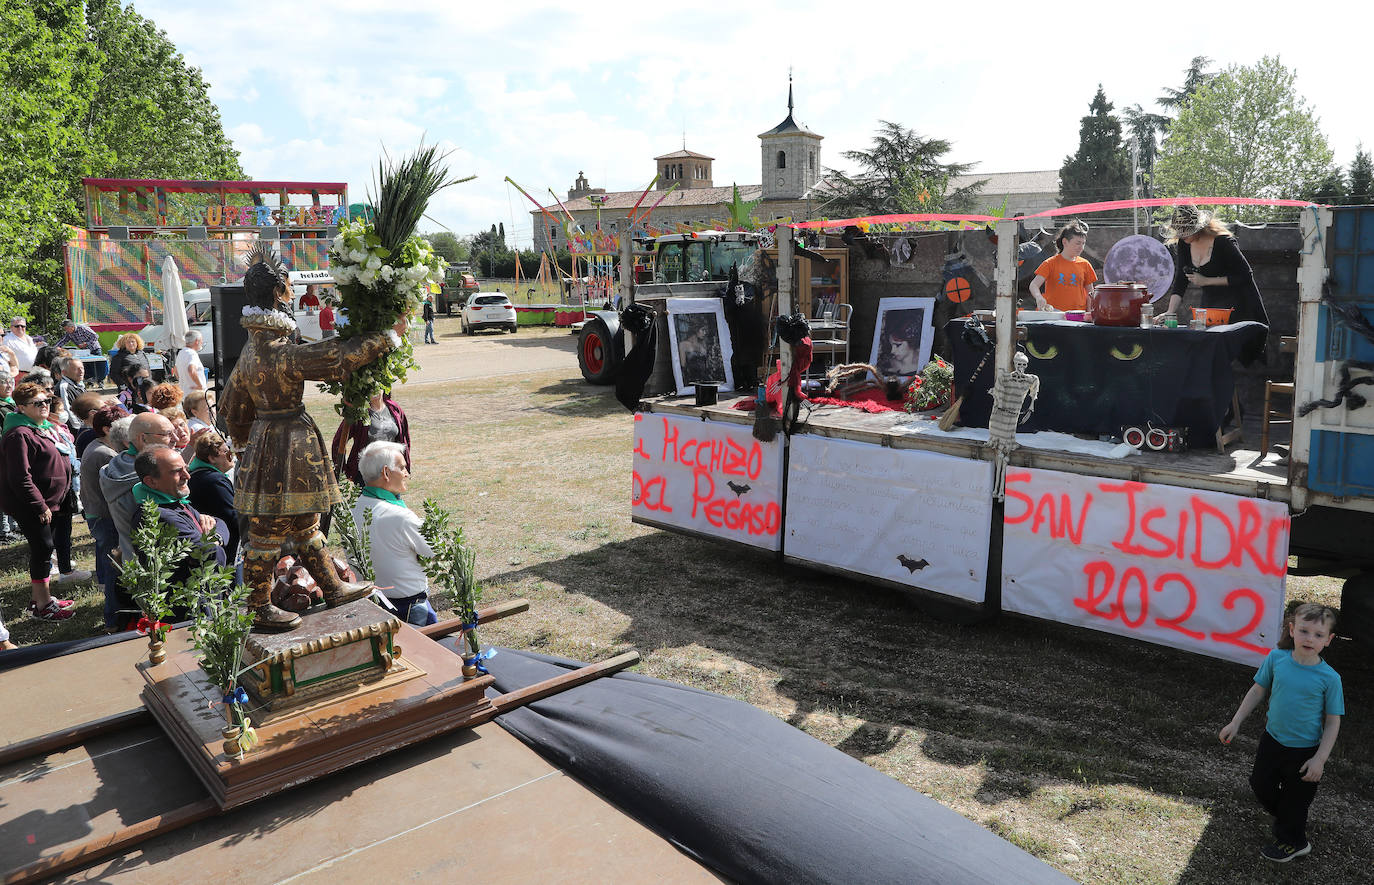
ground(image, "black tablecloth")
xmin=947 ymin=319 xmax=1268 ymax=440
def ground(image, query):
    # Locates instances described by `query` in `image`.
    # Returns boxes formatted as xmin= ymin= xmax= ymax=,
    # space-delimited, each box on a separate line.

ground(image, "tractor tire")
xmin=578 ymin=318 xmax=620 ymax=384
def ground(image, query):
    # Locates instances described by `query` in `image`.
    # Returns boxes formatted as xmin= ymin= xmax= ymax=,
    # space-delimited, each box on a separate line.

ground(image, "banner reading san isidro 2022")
xmin=1001 ymin=466 xmax=1289 ymax=665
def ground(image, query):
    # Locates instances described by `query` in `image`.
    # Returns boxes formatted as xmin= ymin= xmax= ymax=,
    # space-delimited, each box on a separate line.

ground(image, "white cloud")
xmin=132 ymin=0 xmax=1372 ymax=241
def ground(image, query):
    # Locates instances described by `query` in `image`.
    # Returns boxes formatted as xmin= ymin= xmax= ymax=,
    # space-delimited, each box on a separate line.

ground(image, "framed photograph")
xmin=869 ymin=297 xmax=935 ymax=377
xmin=666 ymin=297 xmax=734 ymax=396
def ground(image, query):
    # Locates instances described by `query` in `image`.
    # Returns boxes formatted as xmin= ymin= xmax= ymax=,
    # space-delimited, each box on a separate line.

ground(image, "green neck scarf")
xmin=187 ymin=456 xmax=222 ymax=474
xmin=132 ymin=482 xmax=190 ymax=506
xmin=360 ymin=485 xmax=406 ymax=509
xmin=3 ymin=411 xmax=53 ymax=434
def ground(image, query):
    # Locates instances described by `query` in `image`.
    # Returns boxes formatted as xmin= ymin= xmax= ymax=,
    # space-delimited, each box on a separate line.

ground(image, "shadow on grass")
xmin=486 ymin=530 xmax=1374 ymax=884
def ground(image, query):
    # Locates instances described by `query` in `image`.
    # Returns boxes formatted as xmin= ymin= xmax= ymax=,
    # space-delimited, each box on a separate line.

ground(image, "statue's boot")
xmin=297 ymin=532 xmax=373 ymax=607
xmin=245 ymin=544 xmax=301 ymax=632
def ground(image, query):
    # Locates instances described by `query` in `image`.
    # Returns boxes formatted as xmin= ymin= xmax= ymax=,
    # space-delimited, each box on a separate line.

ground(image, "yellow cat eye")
xmin=1025 ymin=340 xmax=1059 ymax=360
xmin=1110 ymin=343 xmax=1144 ymax=361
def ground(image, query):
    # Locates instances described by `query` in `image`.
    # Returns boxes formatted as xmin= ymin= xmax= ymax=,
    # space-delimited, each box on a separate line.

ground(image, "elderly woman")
xmin=107 ymin=333 xmax=149 ymax=393
xmin=188 ymin=431 xmax=239 ymax=562
xmin=0 ymin=369 xmax=15 ymax=417
xmin=147 ymin=382 xmax=183 ymax=413
xmin=0 ymin=383 xmax=79 ymax=621
xmin=184 ymin=389 xmax=215 ymax=435
xmin=80 ymin=404 xmax=131 ymax=631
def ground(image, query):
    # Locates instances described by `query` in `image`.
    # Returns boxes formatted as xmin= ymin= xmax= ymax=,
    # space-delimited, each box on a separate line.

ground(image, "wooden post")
xmin=993 ymin=218 xmax=1018 ymax=373
xmin=777 ymin=224 xmax=795 ymax=386
xmin=1289 ymin=206 xmax=1331 ymax=511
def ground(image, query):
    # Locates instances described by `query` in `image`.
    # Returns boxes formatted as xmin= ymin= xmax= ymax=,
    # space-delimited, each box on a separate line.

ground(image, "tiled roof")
xmin=532 ymin=184 xmax=764 ymax=214
xmin=653 ymin=149 xmax=714 ymax=160
xmin=951 ymin=169 xmax=1059 ymax=194
xmin=759 ymin=113 xmax=820 ymax=138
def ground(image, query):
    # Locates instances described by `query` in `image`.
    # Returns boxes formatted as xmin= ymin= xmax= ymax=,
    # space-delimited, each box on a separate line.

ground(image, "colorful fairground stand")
xmin=65 ymin=178 xmax=350 ymax=333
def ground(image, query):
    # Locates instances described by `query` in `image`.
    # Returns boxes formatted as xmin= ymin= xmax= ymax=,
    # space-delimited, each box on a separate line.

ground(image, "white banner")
xmin=785 ymin=436 xmax=994 ymax=601
xmin=1001 ymin=467 xmax=1289 ymax=665
xmin=632 ymin=413 xmax=784 ymax=551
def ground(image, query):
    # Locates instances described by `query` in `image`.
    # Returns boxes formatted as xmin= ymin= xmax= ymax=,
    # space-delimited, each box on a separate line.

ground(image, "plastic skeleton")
xmin=985 ymin=351 xmax=1039 ymax=500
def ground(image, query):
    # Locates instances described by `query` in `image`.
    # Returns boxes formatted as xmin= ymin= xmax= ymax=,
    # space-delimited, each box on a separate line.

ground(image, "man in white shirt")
xmin=3 ymin=317 xmax=38 ymax=371
xmin=351 ymin=441 xmax=437 ymax=626
xmin=175 ymin=330 xmax=208 ymax=395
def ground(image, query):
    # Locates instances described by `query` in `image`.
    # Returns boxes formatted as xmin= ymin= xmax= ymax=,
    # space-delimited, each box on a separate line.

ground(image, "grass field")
xmin=2 ymin=324 xmax=1369 ymax=884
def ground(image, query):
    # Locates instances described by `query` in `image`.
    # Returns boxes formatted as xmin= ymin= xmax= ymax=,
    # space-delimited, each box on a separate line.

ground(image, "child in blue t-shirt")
xmin=1219 ymin=602 xmax=1343 ymax=863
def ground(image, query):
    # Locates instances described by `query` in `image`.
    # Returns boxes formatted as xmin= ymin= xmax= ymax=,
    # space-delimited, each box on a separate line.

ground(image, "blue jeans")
xmin=390 ymin=591 xmax=438 ymax=626
xmin=424 ymin=319 xmax=436 ymax=343
xmin=88 ymin=516 xmax=124 ymax=628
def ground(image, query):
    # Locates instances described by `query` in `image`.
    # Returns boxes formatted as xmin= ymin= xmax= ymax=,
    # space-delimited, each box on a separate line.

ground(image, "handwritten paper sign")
xmin=632 ymin=414 xmax=784 ymax=551
xmin=1001 ymin=467 xmax=1289 ymax=665
xmin=785 ymin=436 xmax=993 ymax=601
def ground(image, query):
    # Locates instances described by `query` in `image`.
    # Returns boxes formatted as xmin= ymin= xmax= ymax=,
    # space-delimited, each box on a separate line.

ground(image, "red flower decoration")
xmin=136 ymin=617 xmax=169 ymax=636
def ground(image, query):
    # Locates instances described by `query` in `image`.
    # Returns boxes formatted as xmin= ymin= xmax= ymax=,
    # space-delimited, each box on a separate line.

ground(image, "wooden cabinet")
xmin=797 ymin=248 xmax=849 ymax=320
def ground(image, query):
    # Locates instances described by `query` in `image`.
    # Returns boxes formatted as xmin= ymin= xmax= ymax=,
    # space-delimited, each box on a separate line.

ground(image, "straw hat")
xmin=1165 ymin=205 xmax=1211 ymax=239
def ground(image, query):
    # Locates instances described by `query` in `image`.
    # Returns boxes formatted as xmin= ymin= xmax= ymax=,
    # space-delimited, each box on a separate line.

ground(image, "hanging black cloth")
xmin=615 ymin=302 xmax=658 ymax=412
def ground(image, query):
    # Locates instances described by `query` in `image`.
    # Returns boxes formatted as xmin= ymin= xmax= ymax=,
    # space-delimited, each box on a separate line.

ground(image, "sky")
xmin=137 ymin=0 xmax=1369 ymax=249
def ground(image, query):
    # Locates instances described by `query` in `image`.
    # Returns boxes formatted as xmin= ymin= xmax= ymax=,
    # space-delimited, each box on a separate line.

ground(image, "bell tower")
xmin=759 ymin=72 xmax=823 ymax=201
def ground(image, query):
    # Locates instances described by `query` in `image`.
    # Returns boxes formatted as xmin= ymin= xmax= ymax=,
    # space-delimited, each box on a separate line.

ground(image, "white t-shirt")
xmin=175 ymin=347 xmax=206 ymax=395
xmin=2 ymin=332 xmax=37 ymax=371
xmin=352 ymin=495 xmax=434 ymax=599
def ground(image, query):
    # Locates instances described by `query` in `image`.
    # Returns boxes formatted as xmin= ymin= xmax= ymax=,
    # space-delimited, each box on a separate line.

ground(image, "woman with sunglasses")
xmin=2 ymin=317 xmax=38 ymax=372
xmin=0 ymin=383 xmax=81 ymax=620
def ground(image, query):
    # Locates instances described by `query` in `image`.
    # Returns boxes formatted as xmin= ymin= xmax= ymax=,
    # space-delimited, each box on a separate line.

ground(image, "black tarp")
xmin=479 ymin=646 xmax=1077 ymax=885
xmin=948 ymin=318 xmax=1267 ymax=440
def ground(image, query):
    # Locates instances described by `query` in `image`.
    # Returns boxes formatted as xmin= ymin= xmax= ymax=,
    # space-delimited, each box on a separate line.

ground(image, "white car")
xmin=461 ymin=292 xmax=517 ymax=334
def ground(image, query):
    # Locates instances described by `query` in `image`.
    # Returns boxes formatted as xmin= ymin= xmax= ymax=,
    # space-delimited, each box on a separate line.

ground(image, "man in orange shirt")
xmin=1029 ymin=220 xmax=1096 ymax=311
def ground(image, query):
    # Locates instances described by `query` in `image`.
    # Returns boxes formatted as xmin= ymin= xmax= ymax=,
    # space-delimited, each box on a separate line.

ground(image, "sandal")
xmin=32 ymin=600 xmax=75 ymax=621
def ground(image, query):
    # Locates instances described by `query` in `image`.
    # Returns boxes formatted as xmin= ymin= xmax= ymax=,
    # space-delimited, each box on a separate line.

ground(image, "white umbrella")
xmin=160 ymin=255 xmax=190 ymax=353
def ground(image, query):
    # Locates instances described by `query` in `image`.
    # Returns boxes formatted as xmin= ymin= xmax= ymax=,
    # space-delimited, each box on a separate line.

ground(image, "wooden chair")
xmin=1260 ymin=336 xmax=1299 ymax=456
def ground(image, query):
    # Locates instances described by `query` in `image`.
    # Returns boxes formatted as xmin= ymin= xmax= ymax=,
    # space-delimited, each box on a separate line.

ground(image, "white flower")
xmin=350 ymin=249 xmax=368 ymax=264
xmin=358 ymin=269 xmax=377 ymax=288
xmin=380 ymin=265 xmax=395 ymax=282
xmin=365 ymin=255 xmax=382 ymax=270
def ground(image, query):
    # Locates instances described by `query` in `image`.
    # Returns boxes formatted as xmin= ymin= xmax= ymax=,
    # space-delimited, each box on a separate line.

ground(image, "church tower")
xmin=759 ymin=73 xmax=823 ymax=201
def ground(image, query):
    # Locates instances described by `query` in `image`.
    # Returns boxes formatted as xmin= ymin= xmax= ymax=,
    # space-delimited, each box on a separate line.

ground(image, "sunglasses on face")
xmin=12 ymin=324 xmax=25 ymax=330
xmin=24 ymin=398 xmax=51 ymax=407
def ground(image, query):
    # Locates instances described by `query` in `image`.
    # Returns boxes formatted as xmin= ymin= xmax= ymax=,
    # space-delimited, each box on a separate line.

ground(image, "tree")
xmin=1059 ymin=86 xmax=1131 ymax=207
xmin=1348 ymin=145 xmax=1374 ymax=205
xmin=822 ymin=120 xmax=984 ymax=217
xmin=1303 ymin=168 xmax=1346 ymax=204
xmin=0 ymin=1 xmax=244 ymax=331
xmin=85 ymin=0 xmax=244 ymax=181
xmin=1154 ymin=56 xmax=1334 ymax=216
xmin=1120 ymin=104 xmax=1169 ymax=197
xmin=426 ymin=231 xmax=464 ymax=264
xmin=1158 ymin=56 xmax=1216 ymax=112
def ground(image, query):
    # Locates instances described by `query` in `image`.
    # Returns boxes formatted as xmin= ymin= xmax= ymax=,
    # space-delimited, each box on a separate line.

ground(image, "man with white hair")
xmin=175 ymin=330 xmax=208 ymax=395
xmin=53 ymin=356 xmax=86 ymax=434
xmin=101 ymin=411 xmax=178 ymax=561
xmin=351 ymin=440 xmax=437 ymax=626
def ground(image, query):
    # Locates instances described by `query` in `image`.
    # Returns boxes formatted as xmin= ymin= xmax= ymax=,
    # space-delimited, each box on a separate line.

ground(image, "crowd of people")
xmin=0 ymin=317 xmax=413 ymax=642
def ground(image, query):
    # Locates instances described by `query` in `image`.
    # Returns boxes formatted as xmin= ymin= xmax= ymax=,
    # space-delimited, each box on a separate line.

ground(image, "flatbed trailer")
xmin=631 ymin=208 xmax=1374 ymax=662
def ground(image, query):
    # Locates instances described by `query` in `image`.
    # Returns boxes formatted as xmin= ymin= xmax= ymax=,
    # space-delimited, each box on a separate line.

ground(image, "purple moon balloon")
xmin=1104 ymin=235 xmax=1174 ymax=303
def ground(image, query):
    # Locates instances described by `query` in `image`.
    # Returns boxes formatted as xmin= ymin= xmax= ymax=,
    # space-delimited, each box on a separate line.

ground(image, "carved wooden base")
xmin=140 ymin=622 xmax=493 ymax=810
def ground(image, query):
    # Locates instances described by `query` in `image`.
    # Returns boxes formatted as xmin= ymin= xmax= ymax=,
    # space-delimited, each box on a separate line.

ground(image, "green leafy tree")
xmin=1120 ymin=104 xmax=1169 ymax=197
xmin=426 ymin=231 xmax=464 ymax=264
xmin=0 ymin=2 xmax=103 ymax=329
xmin=1303 ymin=168 xmax=1346 ymax=204
xmin=86 ymin=0 xmax=243 ymax=181
xmin=1348 ymin=145 xmax=1374 ymax=205
xmin=822 ymin=120 xmax=984 ymax=216
xmin=1059 ymin=86 xmax=1131 ymax=207
xmin=1 ymin=1 xmax=244 ymax=333
xmin=1154 ymin=56 xmax=1334 ymax=217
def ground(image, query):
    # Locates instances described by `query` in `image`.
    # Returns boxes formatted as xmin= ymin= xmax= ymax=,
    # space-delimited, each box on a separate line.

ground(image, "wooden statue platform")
xmin=141 ymin=610 xmax=492 ymax=810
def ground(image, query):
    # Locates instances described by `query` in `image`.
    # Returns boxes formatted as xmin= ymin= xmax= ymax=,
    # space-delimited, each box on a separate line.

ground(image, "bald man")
xmin=100 ymin=411 xmax=175 ymax=561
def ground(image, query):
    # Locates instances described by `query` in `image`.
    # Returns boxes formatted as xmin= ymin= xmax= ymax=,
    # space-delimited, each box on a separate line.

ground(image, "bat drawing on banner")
xmin=897 ymin=555 xmax=930 ymax=573
xmin=727 ymin=481 xmax=752 ymax=497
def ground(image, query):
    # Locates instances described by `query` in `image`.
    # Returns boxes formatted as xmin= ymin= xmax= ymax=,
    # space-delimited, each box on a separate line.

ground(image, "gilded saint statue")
xmin=222 ymin=245 xmax=406 ymax=632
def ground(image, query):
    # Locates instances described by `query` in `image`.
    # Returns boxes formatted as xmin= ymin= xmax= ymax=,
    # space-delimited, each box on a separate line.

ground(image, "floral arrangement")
xmin=418 ymin=497 xmax=490 ymax=675
xmin=322 ymin=145 xmax=469 ymax=422
xmin=904 ymin=355 xmax=955 ymax=412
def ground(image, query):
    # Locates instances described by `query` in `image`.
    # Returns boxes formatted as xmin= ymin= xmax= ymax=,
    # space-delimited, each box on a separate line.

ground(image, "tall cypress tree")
xmin=1059 ymin=86 xmax=1132 ymax=207
xmin=1348 ymin=146 xmax=1373 ymax=205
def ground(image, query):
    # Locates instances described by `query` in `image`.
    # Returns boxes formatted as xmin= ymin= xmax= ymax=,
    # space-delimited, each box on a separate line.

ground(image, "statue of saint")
xmin=222 ymin=245 xmax=406 ymax=632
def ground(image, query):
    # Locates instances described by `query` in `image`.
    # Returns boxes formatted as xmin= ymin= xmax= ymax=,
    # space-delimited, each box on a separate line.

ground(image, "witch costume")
xmin=222 ymin=245 xmax=398 ymax=632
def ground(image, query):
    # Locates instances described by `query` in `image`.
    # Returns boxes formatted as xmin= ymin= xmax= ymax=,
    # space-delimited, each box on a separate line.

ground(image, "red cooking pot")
xmin=1090 ymin=282 xmax=1151 ymax=327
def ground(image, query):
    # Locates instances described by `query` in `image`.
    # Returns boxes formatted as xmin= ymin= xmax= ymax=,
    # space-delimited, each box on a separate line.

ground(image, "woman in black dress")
xmin=1163 ymin=205 xmax=1270 ymax=328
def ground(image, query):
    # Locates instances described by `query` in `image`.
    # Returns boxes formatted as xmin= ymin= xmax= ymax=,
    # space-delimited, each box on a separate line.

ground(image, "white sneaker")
xmin=58 ymin=569 xmax=93 ymax=583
